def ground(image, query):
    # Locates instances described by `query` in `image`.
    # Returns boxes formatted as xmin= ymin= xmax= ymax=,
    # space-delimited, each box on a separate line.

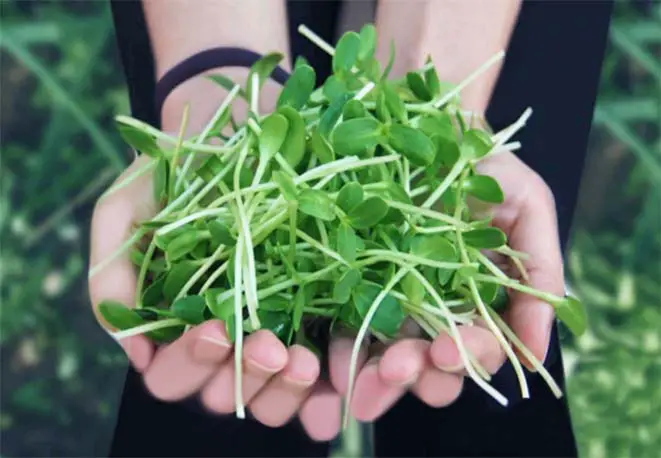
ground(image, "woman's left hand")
xmin=320 ymin=150 xmax=565 ymax=425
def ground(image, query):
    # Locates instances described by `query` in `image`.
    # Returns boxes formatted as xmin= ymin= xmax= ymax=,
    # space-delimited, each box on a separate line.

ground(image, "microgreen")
xmin=93 ymin=23 xmax=587 ymax=427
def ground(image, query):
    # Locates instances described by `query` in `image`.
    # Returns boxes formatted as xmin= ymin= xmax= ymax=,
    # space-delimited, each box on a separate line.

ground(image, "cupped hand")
xmin=327 ymin=150 xmax=565 ymax=422
xmin=88 ymin=155 xmax=341 ymax=441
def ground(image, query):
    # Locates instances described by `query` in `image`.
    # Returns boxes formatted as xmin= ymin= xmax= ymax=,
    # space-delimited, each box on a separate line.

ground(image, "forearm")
xmin=374 ymin=0 xmax=521 ymax=114
xmin=142 ymin=0 xmax=291 ymax=132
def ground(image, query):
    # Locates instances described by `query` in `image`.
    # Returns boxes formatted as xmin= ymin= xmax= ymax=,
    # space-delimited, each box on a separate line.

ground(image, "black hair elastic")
xmin=154 ymin=47 xmax=291 ymax=117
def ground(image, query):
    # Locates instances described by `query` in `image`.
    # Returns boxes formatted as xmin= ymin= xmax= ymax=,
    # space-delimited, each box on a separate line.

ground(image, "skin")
xmin=89 ymin=0 xmax=563 ymax=442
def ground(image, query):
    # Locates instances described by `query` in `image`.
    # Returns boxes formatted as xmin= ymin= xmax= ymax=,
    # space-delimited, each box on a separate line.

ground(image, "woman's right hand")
xmin=88 ymin=155 xmax=342 ymax=441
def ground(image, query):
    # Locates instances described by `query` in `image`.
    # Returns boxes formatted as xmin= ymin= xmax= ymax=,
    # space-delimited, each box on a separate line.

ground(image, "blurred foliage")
xmin=561 ymin=2 xmax=661 ymax=457
xmin=0 ymin=1 xmax=658 ymax=457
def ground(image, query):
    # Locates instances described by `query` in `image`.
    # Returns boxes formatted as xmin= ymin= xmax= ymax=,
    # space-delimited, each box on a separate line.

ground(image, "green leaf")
xmin=153 ymin=158 xmax=168 ymax=203
xmin=387 ymin=124 xmax=435 ymax=167
xmin=205 ymin=289 xmax=233 ymax=321
xmin=406 ymin=72 xmax=432 ymax=101
xmin=382 ymin=40 xmax=396 ymax=80
xmin=171 ymin=295 xmax=207 ymax=325
xmin=358 ymin=24 xmax=377 ymax=61
xmin=383 ymin=182 xmax=412 ymax=205
xmin=322 ymin=76 xmax=347 ymax=102
xmin=333 ymin=31 xmax=361 ymax=73
xmin=432 ymin=134 xmax=461 ymax=167
xmin=333 ymin=268 xmax=362 ymax=304
xmin=336 ymin=182 xmax=364 ymax=213
xmin=207 ymin=74 xmax=248 ymax=100
xmin=259 ymin=113 xmax=289 ymax=159
xmin=342 ymin=99 xmax=368 ymax=120
xmin=331 ymin=117 xmax=384 ymax=157
xmin=462 ymin=227 xmax=506 ymax=249
xmin=163 ymin=262 xmax=199 ymax=302
xmin=272 ymin=170 xmax=298 ymax=202
xmin=142 ymin=275 xmax=166 ymax=308
xmin=478 ymin=282 xmax=499 ymax=305
xmin=277 ymin=106 xmax=306 ymax=167
xmin=424 ymin=57 xmax=441 ymax=97
xmin=298 ymin=189 xmax=336 ymax=221
xmin=195 ymin=155 xmax=224 ymax=182
xmin=222 ymin=164 xmax=253 ymax=189
xmin=293 ymin=288 xmax=305 ymax=332
xmin=117 ymin=123 xmax=161 ymax=157
xmin=375 ymin=90 xmax=391 ymax=124
xmin=245 ymin=52 xmax=285 ymax=101
xmin=410 ymin=235 xmax=457 ymax=262
xmin=352 ymin=282 xmax=405 ymax=337
xmin=97 ymin=300 xmax=182 ymax=343
xmin=348 ymin=197 xmax=389 ymax=229
xmin=277 ymin=64 xmax=316 ymax=110
xmin=309 ymin=129 xmax=335 ymax=163
xmin=382 ymin=83 xmax=407 ymax=123
xmin=259 ymin=296 xmax=291 ymax=312
xmin=319 ymin=93 xmax=351 ymax=137
xmin=462 ymin=175 xmax=504 ymax=204
xmin=98 ymin=300 xmax=145 ymax=330
xmin=401 ymin=273 xmax=425 ymax=306
xmin=554 ymin=296 xmax=587 ymax=336
xmin=418 ymin=113 xmax=455 ymax=141
xmin=258 ymin=310 xmax=292 ymax=342
xmin=295 ymin=56 xmax=310 ymax=69
xmin=165 ymin=231 xmax=202 ymax=263
xmin=461 ymin=129 xmax=493 ymax=160
xmin=337 ymin=223 xmax=358 ymax=263
xmin=208 ymin=220 xmax=236 ymax=247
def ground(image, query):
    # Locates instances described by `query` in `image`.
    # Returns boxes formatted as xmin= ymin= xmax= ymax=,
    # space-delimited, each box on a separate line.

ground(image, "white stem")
xmin=489 ymin=310 xmax=563 ymax=398
xmin=250 ymin=73 xmax=260 ymax=115
xmin=177 ymin=243 xmax=226 ymax=300
xmin=383 ymin=199 xmax=467 ymax=227
xmin=421 ymin=159 xmax=466 ymax=209
xmin=111 ymin=318 xmax=185 ymax=340
xmin=175 ymin=85 xmax=241 ymax=193
xmin=411 ymin=269 xmax=508 ymax=406
xmin=468 ymin=278 xmax=530 ymax=399
xmin=298 ymin=24 xmax=336 ymax=56
xmin=233 ymin=232 xmax=246 ymax=419
xmin=434 ymin=50 xmax=505 ymax=108
xmin=344 ymin=267 xmax=410 ymax=428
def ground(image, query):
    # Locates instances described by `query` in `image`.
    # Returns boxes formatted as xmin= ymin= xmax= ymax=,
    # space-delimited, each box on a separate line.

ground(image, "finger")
xmin=502 ymin=178 xmax=564 ymax=369
xmin=143 ymin=320 xmax=232 ymax=401
xmin=328 ymin=332 xmax=369 ymax=396
xmin=201 ymin=330 xmax=288 ymax=414
xmin=249 ymin=345 xmax=320 ymax=427
xmin=299 ymin=382 xmax=342 ymax=442
xmin=411 ymin=366 xmax=463 ymax=408
xmin=430 ymin=325 xmax=506 ymax=375
xmin=477 ymin=154 xmax=564 ymax=369
xmin=378 ymin=339 xmax=428 ymax=386
xmin=349 ymin=356 xmax=407 ymax=422
xmin=89 ymin=155 xmax=157 ymax=371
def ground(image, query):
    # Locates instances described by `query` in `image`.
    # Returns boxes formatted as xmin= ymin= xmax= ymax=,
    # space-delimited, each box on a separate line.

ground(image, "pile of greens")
xmin=90 ymin=24 xmax=586 ymax=421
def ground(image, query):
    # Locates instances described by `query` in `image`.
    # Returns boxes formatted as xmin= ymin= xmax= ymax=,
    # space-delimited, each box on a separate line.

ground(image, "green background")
xmin=1 ymin=1 xmax=659 ymax=456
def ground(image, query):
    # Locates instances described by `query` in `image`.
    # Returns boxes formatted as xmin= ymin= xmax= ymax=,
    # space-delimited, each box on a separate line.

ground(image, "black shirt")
xmin=108 ymin=1 xmax=613 ymax=456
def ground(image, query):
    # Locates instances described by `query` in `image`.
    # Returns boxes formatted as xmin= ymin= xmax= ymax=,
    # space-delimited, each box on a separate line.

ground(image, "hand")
xmin=327 ymin=151 xmax=564 ymax=422
xmin=88 ymin=155 xmax=341 ymax=440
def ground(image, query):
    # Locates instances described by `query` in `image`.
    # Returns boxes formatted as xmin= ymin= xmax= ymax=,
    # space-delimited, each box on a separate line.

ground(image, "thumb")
xmin=89 ymin=155 xmax=156 ymax=372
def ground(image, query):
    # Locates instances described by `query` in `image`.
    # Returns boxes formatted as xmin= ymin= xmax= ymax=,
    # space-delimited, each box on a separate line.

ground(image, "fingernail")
xmin=436 ymin=363 xmax=464 ymax=373
xmin=246 ymin=348 xmax=287 ymax=373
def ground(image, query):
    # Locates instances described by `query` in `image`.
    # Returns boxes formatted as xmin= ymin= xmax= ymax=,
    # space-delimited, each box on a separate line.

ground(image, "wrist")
xmin=160 ymin=67 xmax=283 ymax=134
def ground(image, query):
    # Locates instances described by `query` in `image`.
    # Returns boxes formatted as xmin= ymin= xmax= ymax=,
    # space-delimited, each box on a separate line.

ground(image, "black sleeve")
xmin=374 ymin=2 xmax=613 ymax=457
